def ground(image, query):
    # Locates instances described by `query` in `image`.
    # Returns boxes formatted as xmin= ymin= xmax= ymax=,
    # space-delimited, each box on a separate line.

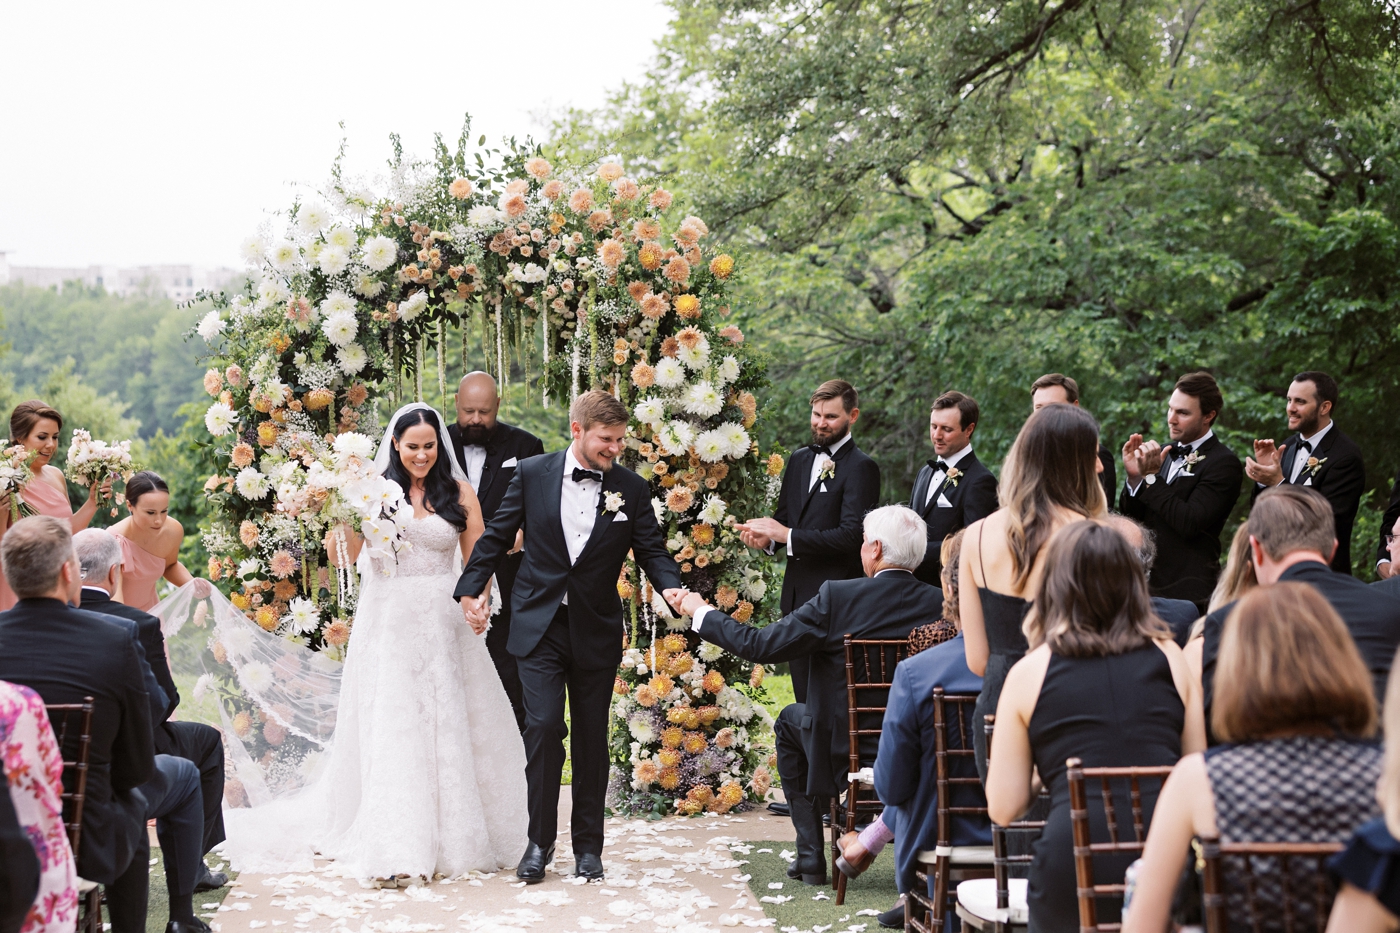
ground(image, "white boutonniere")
xmin=603 ymin=491 xmax=624 ymax=513
xmin=817 ymin=456 xmax=836 ymax=482
xmin=943 ymin=466 xmax=963 ymax=488
xmin=1303 ymin=456 xmax=1327 ymax=478
xmin=1180 ymin=451 xmax=1206 ymax=475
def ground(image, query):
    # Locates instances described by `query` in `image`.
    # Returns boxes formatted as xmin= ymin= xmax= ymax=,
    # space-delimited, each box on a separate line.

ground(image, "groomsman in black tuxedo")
xmin=1031 ymin=373 xmax=1117 ymax=509
xmin=455 ymin=391 xmax=683 ymax=884
xmin=1376 ymin=470 xmax=1400 ymax=580
xmin=1244 ymin=371 xmax=1365 ymax=574
xmin=908 ymin=391 xmax=997 ymax=586
xmin=735 ymin=379 xmax=881 ymax=704
xmin=447 ymin=371 xmax=546 ymax=732
xmin=1120 ymin=371 xmax=1244 ymax=609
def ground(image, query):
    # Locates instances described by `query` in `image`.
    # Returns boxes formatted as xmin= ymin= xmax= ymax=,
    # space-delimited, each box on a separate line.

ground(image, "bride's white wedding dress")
xmin=222 ymin=512 xmax=528 ymax=878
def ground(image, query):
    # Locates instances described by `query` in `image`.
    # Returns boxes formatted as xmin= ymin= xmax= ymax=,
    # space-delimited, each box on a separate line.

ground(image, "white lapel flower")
xmin=817 ymin=456 xmax=836 ymax=482
xmin=1180 ymin=450 xmax=1206 ymax=475
xmin=1302 ymin=455 xmax=1328 ymax=478
xmin=604 ymin=491 xmax=624 ymax=513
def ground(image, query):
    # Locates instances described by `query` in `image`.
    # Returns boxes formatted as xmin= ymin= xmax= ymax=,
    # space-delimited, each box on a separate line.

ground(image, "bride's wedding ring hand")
xmin=459 ymin=594 xmax=490 ymax=633
xmin=661 ymin=587 xmax=688 ymax=614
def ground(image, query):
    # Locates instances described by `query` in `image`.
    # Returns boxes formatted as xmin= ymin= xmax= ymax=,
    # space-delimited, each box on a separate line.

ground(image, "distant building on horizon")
xmin=0 ymin=253 xmax=244 ymax=303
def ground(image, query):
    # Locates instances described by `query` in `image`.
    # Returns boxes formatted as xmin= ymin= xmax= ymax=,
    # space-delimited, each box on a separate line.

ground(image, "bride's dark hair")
xmin=384 ymin=408 xmax=467 ymax=531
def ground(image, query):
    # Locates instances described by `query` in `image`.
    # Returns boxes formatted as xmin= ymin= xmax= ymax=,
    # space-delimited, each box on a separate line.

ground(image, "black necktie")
xmin=572 ymin=467 xmax=602 ymax=484
xmin=809 ymin=444 xmax=832 ymax=456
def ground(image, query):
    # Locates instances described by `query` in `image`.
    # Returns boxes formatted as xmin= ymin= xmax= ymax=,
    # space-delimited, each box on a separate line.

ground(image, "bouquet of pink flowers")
xmin=0 ymin=443 xmax=39 ymax=522
xmin=65 ymin=429 xmax=137 ymax=516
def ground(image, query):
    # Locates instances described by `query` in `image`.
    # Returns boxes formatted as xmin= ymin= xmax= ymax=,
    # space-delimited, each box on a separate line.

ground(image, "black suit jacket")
xmin=454 ymin=450 xmax=682 ymax=669
xmin=1249 ymin=425 xmax=1365 ymax=574
xmin=1379 ymin=468 xmax=1400 ymax=568
xmin=695 ymin=570 xmax=937 ymax=796
xmin=1202 ymin=562 xmax=1400 ymax=744
xmin=908 ymin=450 xmax=998 ymax=586
xmin=1153 ymin=596 xmax=1201 ymax=647
xmin=773 ymin=440 xmax=881 ymax=614
xmin=80 ymin=588 xmax=181 ymax=754
xmin=1120 ymin=434 xmax=1243 ymax=605
xmin=0 ymin=599 xmax=155 ymax=884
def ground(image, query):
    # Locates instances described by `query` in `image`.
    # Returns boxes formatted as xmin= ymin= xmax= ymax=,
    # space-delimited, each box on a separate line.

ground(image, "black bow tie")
xmin=572 ymin=467 xmax=602 ymax=484
xmin=931 ymin=458 xmax=950 ymax=471
xmin=1297 ymin=440 xmax=1313 ymax=454
xmin=1170 ymin=442 xmax=1192 ymax=459
xmin=809 ymin=444 xmax=832 ymax=456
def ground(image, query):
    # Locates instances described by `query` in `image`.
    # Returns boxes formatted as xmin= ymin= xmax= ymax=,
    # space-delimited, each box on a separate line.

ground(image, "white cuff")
xmin=692 ymin=605 xmax=715 ymax=632
xmin=1126 ymin=480 xmax=1143 ymax=496
xmin=785 ymin=533 xmax=794 ymax=557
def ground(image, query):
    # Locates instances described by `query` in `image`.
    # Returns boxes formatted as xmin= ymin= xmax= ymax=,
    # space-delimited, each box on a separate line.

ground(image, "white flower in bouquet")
xmin=269 ymin=240 xmax=300 ymax=272
xmin=678 ymin=336 xmax=710 ymax=370
xmin=699 ymin=495 xmax=727 ymax=525
xmin=64 ymin=431 xmax=135 ymax=506
xmin=191 ymin=673 xmax=214 ymax=703
xmin=627 ymin=715 xmax=656 ymax=744
xmin=320 ymin=289 xmax=356 ymax=316
xmin=322 ymin=311 xmax=358 ymax=347
xmin=236 ymin=558 xmax=262 ymax=579
xmin=398 ymin=290 xmax=429 ymax=321
xmin=197 ymin=311 xmax=225 ymax=342
xmin=742 ymin=571 xmax=768 ymax=601
xmin=239 ymin=236 xmax=266 ymax=264
xmin=658 ymin=421 xmax=695 ymax=457
xmin=467 ymin=205 xmax=503 ymax=227
xmin=361 ymin=235 xmax=398 ymax=272
xmin=240 ymin=660 xmax=273 ymax=694
xmin=325 ymin=225 xmax=356 ymax=250
xmin=509 ymin=263 xmax=547 ymax=284
xmin=284 ymin=598 xmax=321 ymax=635
xmin=336 ymin=343 xmax=368 ymax=375
xmin=318 ymin=245 xmax=351 ymax=276
xmin=698 ymin=642 xmax=724 ymax=662
xmin=634 ymin=397 xmax=666 ymax=428
xmin=717 ymin=686 xmax=757 ymax=724
xmin=331 ymin=432 xmax=375 ymax=466
xmin=682 ymin=382 xmax=724 ymax=418
xmin=654 ymin=358 xmax=686 ymax=389
xmin=235 ymin=467 xmax=272 ymax=499
xmin=718 ymin=423 xmax=751 ymax=458
xmin=653 ymin=498 xmax=666 ymax=523
xmin=694 ymin=429 xmax=727 ymax=463
xmin=353 ymin=271 xmax=386 ymax=298
xmin=257 ymin=277 xmax=289 ymax=307
xmin=298 ymin=202 xmax=331 ymax=233
xmin=717 ymin=355 xmax=742 ymax=385
xmin=220 ymin=623 xmax=254 ymax=658
xmin=204 ymin=402 xmax=236 ymax=436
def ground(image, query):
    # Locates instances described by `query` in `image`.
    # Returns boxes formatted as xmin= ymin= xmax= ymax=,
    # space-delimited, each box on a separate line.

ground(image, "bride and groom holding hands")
xmin=224 ymin=379 xmax=685 ymax=885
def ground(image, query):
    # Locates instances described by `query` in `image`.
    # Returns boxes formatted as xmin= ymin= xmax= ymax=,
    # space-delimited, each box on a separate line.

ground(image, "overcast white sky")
xmin=0 ymin=1 xmax=672 ymax=269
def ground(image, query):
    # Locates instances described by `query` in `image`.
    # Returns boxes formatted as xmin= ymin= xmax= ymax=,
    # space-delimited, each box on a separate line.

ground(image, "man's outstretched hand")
xmin=459 ymin=594 xmax=490 ymax=635
xmin=661 ymin=588 xmax=688 ymax=616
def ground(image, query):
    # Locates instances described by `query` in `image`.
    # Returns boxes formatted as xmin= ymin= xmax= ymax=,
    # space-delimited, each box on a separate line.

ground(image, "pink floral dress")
xmin=1 ymin=680 xmax=76 ymax=933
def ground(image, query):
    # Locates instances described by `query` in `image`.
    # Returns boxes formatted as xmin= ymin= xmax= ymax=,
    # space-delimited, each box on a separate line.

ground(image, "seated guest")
xmin=0 ymin=516 xmax=209 ymax=933
xmin=1 ymin=679 xmax=76 ymax=933
xmin=986 ymin=520 xmax=1204 ymax=932
xmin=1377 ymin=514 xmax=1400 ymax=600
xmin=1123 ymin=585 xmax=1382 ymax=933
xmin=1106 ymin=516 xmax=1199 ymax=645
xmin=0 ymin=783 xmax=37 ymax=933
xmin=1190 ymin=486 xmax=1400 ymax=741
xmin=74 ymin=531 xmax=227 ymax=891
xmin=1328 ymin=646 xmax=1400 ymax=933
xmin=1207 ymin=522 xmax=1257 ymax=614
xmin=680 ymin=505 xmax=938 ymax=885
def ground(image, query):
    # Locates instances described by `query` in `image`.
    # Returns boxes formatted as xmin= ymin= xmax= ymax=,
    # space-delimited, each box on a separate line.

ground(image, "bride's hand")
xmin=459 ymin=595 xmax=489 ymax=635
xmin=191 ymin=578 xmax=213 ymax=599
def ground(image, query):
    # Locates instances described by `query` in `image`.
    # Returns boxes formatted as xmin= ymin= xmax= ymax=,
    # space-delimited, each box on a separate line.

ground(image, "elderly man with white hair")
xmin=679 ymin=504 xmax=941 ymax=886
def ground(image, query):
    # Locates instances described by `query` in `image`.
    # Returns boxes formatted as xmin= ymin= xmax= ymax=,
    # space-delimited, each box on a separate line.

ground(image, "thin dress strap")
xmin=975 ymin=522 xmax=987 ymax=588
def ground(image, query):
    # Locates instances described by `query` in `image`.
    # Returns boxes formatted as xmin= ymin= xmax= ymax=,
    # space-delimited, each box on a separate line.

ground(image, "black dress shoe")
xmin=877 ymin=898 xmax=906 ymax=929
xmin=166 ymin=919 xmax=212 ymax=933
xmin=193 ymin=865 xmax=229 ymax=892
xmin=574 ymin=852 xmax=604 ymax=880
xmin=767 ymin=801 xmax=790 ymax=817
xmin=516 ymin=841 xmax=555 ymax=884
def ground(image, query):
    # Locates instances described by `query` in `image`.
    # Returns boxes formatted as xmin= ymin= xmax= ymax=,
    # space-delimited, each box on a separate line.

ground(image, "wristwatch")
xmin=1144 ymin=474 xmax=1158 ymax=486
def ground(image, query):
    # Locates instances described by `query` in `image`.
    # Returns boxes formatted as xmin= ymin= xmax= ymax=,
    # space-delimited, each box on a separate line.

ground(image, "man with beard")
xmin=1245 ymin=371 xmax=1366 ymax=574
xmin=447 ymin=371 xmax=545 ymax=732
xmin=737 ymin=379 xmax=881 ymax=705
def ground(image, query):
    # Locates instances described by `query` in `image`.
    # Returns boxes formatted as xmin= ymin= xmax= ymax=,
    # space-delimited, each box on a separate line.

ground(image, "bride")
xmin=221 ymin=402 xmax=528 ymax=880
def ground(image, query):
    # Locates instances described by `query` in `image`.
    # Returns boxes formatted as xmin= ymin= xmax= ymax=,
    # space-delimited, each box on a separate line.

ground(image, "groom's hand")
xmin=661 ymin=588 xmax=687 ymax=614
xmin=679 ymin=591 xmax=709 ymax=617
xmin=459 ymin=595 xmax=489 ymax=634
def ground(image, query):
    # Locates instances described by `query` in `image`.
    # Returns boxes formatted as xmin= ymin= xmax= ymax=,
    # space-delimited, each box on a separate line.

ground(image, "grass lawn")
xmin=101 ymin=850 xmax=236 ymax=933
xmin=740 ymin=841 xmax=900 ymax=931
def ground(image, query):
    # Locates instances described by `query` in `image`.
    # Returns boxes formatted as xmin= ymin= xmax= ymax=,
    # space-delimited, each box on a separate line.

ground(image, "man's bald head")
xmin=455 ymin=371 xmax=501 ymax=441
xmin=1103 ymin=514 xmax=1156 ymax=574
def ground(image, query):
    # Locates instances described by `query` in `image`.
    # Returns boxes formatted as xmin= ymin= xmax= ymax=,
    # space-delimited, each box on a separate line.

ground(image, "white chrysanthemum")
xmin=235 ymin=467 xmax=272 ymax=500
xmin=354 ymin=271 xmax=386 ymax=298
xmin=256 ymin=277 xmax=289 ymax=307
xmin=361 ymin=235 xmax=398 ymax=272
xmin=239 ymin=236 xmax=266 ymax=264
xmin=325 ymin=225 xmax=356 ymax=250
xmin=336 ymin=343 xmax=368 ymax=375
xmin=698 ymin=642 xmax=724 ymax=663
xmin=318 ymin=245 xmax=350 ymax=276
xmin=628 ymin=715 xmax=656 ymax=744
xmin=320 ymin=289 xmax=356 ymax=316
xmin=658 ymin=421 xmax=695 ymax=457
xmin=719 ymin=423 xmax=751 ymax=458
xmin=332 ymin=432 xmax=375 ymax=462
xmin=192 ymin=673 xmax=214 ymax=703
xmin=743 ymin=574 xmax=768 ymax=601
xmin=322 ymin=310 xmax=358 ymax=347
xmin=398 ymin=290 xmax=429 ymax=321
xmin=634 ymin=398 xmax=667 ymax=427
xmin=298 ymin=202 xmax=331 ymax=233
xmin=269 ymin=240 xmax=299 ymax=272
xmin=717 ymin=355 xmax=742 ymax=385
xmin=204 ymin=402 xmax=236 ymax=436
xmin=654 ymin=358 xmax=686 ymax=389
xmin=694 ymin=429 xmax=727 ymax=463
xmin=467 ymin=205 xmax=502 ymax=227
xmin=284 ymin=598 xmax=321 ymax=635
xmin=196 ymin=310 xmax=225 ymax=342
xmin=240 ymin=661 xmax=273 ymax=694
xmin=699 ymin=494 xmax=727 ymax=525
xmin=236 ymin=559 xmax=261 ymax=580
xmin=652 ymin=497 xmax=666 ymax=523
xmin=677 ymin=342 xmax=709 ymax=370
xmin=222 ymin=624 xmax=254 ymax=657
xmin=682 ymin=382 xmax=724 ymax=418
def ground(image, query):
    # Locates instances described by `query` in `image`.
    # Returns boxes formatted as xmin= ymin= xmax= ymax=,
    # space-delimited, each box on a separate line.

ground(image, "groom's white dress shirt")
xmin=560 ymin=447 xmax=601 ymax=604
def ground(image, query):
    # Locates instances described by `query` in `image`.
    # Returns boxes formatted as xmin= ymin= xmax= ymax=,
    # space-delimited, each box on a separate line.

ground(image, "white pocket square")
xmin=936 ymin=493 xmax=954 ymax=508
xmin=501 ymin=456 xmax=518 ymax=468
xmin=612 ymin=511 xmax=629 ymax=522
xmin=819 ymin=482 xmax=828 ymax=492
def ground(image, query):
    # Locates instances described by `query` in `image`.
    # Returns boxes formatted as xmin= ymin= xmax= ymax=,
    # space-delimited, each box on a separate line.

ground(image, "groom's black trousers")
xmin=516 ymin=605 xmax=616 ymax=857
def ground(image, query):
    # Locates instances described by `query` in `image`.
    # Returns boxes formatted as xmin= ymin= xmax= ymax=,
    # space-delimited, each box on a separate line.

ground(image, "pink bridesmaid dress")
xmin=0 ymin=476 xmax=73 ymax=611
xmin=112 ymin=533 xmax=166 ymax=612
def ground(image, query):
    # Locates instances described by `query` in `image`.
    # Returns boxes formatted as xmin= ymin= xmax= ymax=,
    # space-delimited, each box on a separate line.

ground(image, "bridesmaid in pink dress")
xmin=0 ymin=401 xmax=108 ymax=611
xmin=107 ymin=471 xmax=206 ymax=612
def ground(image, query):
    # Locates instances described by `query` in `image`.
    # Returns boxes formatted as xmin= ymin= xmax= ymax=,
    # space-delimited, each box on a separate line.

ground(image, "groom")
xmin=456 ymin=390 xmax=684 ymax=883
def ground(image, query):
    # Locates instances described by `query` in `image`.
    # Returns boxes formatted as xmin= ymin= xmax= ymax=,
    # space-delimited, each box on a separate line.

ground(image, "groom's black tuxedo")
xmin=1119 ymin=434 xmax=1243 ymax=607
xmin=1248 ymin=425 xmax=1365 ymax=574
xmin=454 ymin=449 xmax=681 ymax=857
xmin=908 ymin=450 xmax=998 ymax=586
xmin=446 ymin=419 xmax=545 ymax=731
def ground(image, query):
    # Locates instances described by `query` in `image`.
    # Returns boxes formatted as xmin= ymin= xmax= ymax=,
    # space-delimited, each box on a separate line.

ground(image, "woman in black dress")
xmin=960 ymin=403 xmax=1107 ymax=780
xmin=985 ymin=520 xmax=1204 ymax=932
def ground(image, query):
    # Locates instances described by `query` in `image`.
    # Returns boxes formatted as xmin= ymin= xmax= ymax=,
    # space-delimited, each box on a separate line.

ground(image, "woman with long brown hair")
xmin=960 ymin=402 xmax=1107 ymax=778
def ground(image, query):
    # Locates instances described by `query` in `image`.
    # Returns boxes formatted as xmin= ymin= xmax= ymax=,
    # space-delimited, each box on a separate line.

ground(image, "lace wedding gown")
xmin=222 ymin=513 xmax=528 ymax=878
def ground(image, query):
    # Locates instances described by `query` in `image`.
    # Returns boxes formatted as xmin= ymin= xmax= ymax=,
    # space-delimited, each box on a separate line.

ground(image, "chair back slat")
xmin=1067 ymin=756 xmax=1174 ymax=932
xmin=1200 ymin=836 xmax=1343 ymax=933
xmin=983 ymin=713 xmax=1048 ymax=916
xmin=44 ymin=698 xmax=95 ymax=859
